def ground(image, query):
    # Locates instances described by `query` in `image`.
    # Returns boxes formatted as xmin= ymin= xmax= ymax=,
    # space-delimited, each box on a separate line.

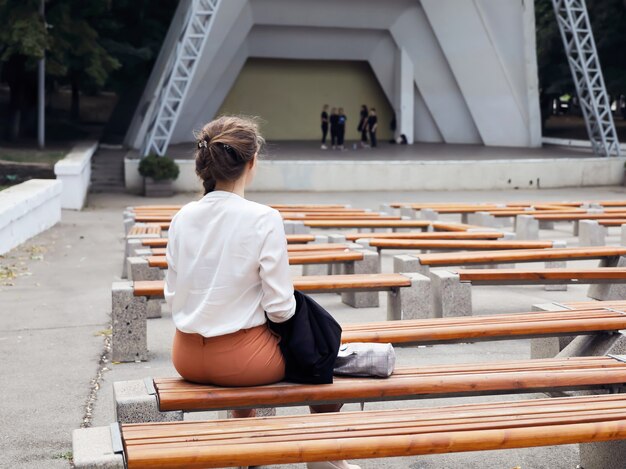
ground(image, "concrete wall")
xmin=126 ymin=0 xmax=542 ymax=150
xmin=54 ymin=141 xmax=98 ymax=210
xmin=125 ymin=157 xmax=626 ymax=193
xmin=0 ymin=180 xmax=62 ymax=255
xmin=216 ymin=58 xmax=394 ymax=141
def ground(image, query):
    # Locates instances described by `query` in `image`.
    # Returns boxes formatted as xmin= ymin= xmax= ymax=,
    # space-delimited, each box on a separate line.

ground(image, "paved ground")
xmin=2 ymin=186 xmax=626 ymax=468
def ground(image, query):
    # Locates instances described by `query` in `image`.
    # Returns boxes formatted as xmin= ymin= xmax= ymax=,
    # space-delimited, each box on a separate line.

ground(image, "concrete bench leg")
xmin=621 ymin=224 xmax=626 ymax=246
xmin=114 ymin=380 xmax=183 ymax=423
xmin=387 ymin=273 xmax=433 ymax=320
xmin=579 ymin=220 xmax=607 ymax=246
xmin=342 ymin=251 xmax=380 ymax=308
xmin=122 ymin=228 xmax=160 ymax=278
xmin=588 ymin=256 xmax=626 ymax=300
xmin=467 ymin=211 xmax=497 ymax=228
xmin=127 ymin=257 xmax=164 ymax=282
xmin=302 ymin=235 xmax=331 ymax=276
xmin=329 ymin=234 xmax=347 ymax=276
xmin=72 ymin=426 xmax=125 ymax=468
xmin=111 ymin=282 xmax=148 ymax=362
xmin=379 ymin=203 xmax=398 ymax=215
xmin=123 ymin=217 xmax=135 ymax=235
xmin=431 ymin=270 xmax=472 ymax=317
xmin=394 ymin=254 xmax=430 ymax=276
xmin=538 ymin=220 xmax=555 ymax=229
xmin=400 ymin=206 xmax=416 ymax=218
xmin=515 ymin=214 xmax=539 ymax=240
xmin=419 ymin=208 xmax=438 ymax=221
xmin=529 ymin=303 xmax=576 ymax=358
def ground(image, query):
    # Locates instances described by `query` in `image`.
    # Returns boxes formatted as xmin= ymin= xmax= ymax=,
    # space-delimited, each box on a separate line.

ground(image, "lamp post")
xmin=37 ymin=0 xmax=45 ymax=149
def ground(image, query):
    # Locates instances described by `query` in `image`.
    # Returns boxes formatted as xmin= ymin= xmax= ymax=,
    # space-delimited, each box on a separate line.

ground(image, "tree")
xmin=535 ymin=0 xmax=626 ymax=96
xmin=0 ymin=0 xmax=47 ymax=140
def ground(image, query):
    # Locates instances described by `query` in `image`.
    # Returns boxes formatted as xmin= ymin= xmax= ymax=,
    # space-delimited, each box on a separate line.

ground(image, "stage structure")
xmin=127 ymin=0 xmax=617 ymax=158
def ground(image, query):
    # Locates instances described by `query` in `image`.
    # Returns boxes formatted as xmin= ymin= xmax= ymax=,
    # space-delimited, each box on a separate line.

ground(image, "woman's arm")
xmin=164 ymin=215 xmax=179 ymax=309
xmin=259 ymin=210 xmax=296 ymax=323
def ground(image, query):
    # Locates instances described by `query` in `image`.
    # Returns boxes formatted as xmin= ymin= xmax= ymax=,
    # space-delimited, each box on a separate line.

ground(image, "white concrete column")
xmin=395 ymin=48 xmax=414 ymax=143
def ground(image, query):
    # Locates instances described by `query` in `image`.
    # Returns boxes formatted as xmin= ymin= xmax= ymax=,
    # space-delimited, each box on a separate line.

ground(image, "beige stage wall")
xmin=216 ymin=58 xmax=395 ymax=142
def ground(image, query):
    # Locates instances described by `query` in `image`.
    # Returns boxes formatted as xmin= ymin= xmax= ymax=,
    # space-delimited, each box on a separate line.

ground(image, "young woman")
xmin=329 ymin=107 xmax=339 ymax=149
xmin=165 ymin=116 xmax=359 ymax=469
xmin=336 ymin=107 xmax=347 ymax=151
xmin=367 ymin=108 xmax=378 ymax=148
xmin=358 ymin=104 xmax=369 ymax=147
xmin=321 ymin=104 xmax=329 ymax=150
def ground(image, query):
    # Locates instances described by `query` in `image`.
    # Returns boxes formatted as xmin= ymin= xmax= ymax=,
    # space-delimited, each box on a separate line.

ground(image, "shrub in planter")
xmin=138 ymin=154 xmax=180 ymax=197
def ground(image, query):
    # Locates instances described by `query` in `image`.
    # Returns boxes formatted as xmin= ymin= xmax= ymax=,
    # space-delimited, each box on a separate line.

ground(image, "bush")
xmin=138 ymin=154 xmax=180 ymax=181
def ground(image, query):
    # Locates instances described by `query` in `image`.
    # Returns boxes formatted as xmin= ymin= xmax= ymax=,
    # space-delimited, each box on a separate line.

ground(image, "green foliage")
xmin=0 ymin=0 xmax=47 ymax=63
xmin=46 ymin=0 xmax=121 ymax=85
xmin=535 ymin=0 xmax=626 ymax=95
xmin=138 ymin=155 xmax=180 ymax=181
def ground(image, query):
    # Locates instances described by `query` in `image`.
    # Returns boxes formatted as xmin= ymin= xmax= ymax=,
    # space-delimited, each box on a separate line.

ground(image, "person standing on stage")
xmin=358 ymin=104 xmax=369 ymax=148
xmin=367 ymin=108 xmax=378 ymax=148
xmin=320 ymin=105 xmax=329 ymax=150
xmin=329 ymin=107 xmax=339 ymax=150
xmin=337 ymin=107 xmax=347 ymax=151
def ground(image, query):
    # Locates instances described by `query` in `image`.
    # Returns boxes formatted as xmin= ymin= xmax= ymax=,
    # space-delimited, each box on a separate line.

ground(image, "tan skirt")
xmin=172 ymin=324 xmax=285 ymax=387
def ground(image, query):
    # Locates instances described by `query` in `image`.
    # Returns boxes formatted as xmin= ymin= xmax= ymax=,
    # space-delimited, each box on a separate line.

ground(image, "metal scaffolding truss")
xmin=552 ymin=0 xmax=620 ymax=157
xmin=141 ymin=0 xmax=220 ymax=157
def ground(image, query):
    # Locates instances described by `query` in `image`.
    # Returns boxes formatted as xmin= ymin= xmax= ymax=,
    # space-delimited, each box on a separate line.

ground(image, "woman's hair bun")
xmin=194 ymin=116 xmax=263 ymax=195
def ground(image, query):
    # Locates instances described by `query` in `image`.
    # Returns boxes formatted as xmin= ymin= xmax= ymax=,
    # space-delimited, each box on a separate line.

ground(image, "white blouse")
xmin=164 ymin=191 xmax=296 ymax=337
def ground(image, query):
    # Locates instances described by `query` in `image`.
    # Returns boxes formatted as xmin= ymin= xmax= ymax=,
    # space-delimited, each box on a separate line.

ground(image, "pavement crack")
xmin=80 ymin=332 xmax=111 ymax=429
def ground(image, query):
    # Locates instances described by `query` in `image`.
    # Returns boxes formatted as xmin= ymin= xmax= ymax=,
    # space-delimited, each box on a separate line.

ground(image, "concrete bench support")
xmin=284 ymin=220 xmax=311 ymax=235
xmin=530 ymin=302 xmax=576 ymax=359
xmin=342 ymin=251 xmax=381 ymax=308
xmin=515 ymin=214 xmax=539 ymax=240
xmin=621 ymin=224 xmax=626 ymax=246
xmin=72 ymin=426 xmax=124 ymax=469
xmin=393 ymin=254 xmax=430 ymax=276
xmin=430 ymin=270 xmax=472 ymax=317
xmin=122 ymin=225 xmax=160 ymax=278
xmin=387 ymin=273 xmax=433 ymax=320
xmin=127 ymin=257 xmax=163 ymax=281
xmin=588 ymin=256 xmax=626 ymax=300
xmin=579 ymin=220 xmax=607 ymax=246
xmin=467 ymin=211 xmax=498 ymax=228
xmin=111 ymin=282 xmax=147 ymax=362
xmin=114 ymin=380 xmax=183 ymax=424
xmin=545 ymin=240 xmax=568 ymax=292
xmin=418 ymin=208 xmax=438 ymax=221
xmin=302 ymin=235 xmax=332 ymax=276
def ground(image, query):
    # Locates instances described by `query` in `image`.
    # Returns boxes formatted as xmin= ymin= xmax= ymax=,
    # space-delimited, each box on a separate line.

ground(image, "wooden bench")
xmin=357 ymin=239 xmax=558 ymax=254
xmin=430 ymin=268 xmax=626 ymax=317
xmin=395 ymin=246 xmax=626 ymax=276
xmin=73 ymin=393 xmax=626 ymax=469
xmin=126 ymin=249 xmax=378 ymax=284
xmin=111 ymin=273 xmax=430 ymax=362
xmin=285 ymin=218 xmax=432 ymax=234
xmin=112 ymin=355 xmax=626 ymax=424
xmin=344 ymin=231 xmax=505 ymax=241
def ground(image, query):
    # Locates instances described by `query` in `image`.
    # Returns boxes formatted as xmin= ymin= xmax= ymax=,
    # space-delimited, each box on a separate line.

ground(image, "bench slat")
xmin=457 ymin=268 xmax=626 ymax=282
xmin=416 ymin=246 xmax=626 ymax=265
xmin=303 ymin=220 xmax=430 ymax=228
xmin=120 ymin=394 xmax=626 ymax=469
xmin=140 ymin=234 xmax=317 ymax=247
xmin=369 ymin=240 xmax=554 ymax=250
xmin=146 ymin=250 xmax=365 ymax=268
xmin=153 ymin=357 xmax=626 ymax=412
xmin=345 ymin=232 xmax=504 ymax=241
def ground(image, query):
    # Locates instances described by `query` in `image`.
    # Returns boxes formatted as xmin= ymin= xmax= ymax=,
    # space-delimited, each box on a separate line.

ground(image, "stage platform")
xmin=125 ymin=141 xmax=626 ymax=192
